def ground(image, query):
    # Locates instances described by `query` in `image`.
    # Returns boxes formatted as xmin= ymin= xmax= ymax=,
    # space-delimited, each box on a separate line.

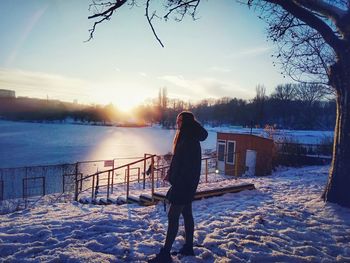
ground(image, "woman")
xmin=148 ymin=111 xmax=208 ymax=263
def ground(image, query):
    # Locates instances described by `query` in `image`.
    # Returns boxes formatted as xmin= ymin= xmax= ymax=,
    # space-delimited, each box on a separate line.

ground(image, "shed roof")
xmin=217 ymin=132 xmax=274 ymax=142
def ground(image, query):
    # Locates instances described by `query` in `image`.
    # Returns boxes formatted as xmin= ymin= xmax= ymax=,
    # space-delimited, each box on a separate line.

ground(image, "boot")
xmin=178 ymin=244 xmax=194 ymax=256
xmin=148 ymin=247 xmax=172 ymax=263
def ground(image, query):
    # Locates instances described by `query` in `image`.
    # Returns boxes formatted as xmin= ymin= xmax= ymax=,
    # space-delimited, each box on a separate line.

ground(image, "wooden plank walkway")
xmin=79 ymin=183 xmax=255 ymax=206
xmin=152 ymin=183 xmax=255 ymax=203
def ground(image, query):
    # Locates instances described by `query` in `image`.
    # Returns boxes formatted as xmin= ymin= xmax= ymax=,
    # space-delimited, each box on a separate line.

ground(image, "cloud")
xmin=139 ymin=72 xmax=147 ymax=77
xmin=159 ymin=75 xmax=190 ymax=90
xmin=0 ymin=68 xmax=155 ymax=109
xmin=208 ymin=66 xmax=231 ymax=73
xmin=0 ymin=68 xmax=91 ymax=102
xmin=158 ymin=75 xmax=254 ymax=101
xmin=228 ymin=46 xmax=271 ymax=59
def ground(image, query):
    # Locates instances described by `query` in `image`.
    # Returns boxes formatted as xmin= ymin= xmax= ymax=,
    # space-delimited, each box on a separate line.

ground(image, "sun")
xmin=88 ymin=83 xmax=150 ymax=113
xmin=114 ymin=97 xmax=142 ymax=112
xmin=110 ymin=88 xmax=149 ymax=113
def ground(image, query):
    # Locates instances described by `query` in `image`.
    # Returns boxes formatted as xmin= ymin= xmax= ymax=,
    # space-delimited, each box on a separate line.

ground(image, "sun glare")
xmin=115 ymin=98 xmax=140 ymax=113
xmin=89 ymin=84 xmax=148 ymax=113
xmin=110 ymin=90 xmax=147 ymax=113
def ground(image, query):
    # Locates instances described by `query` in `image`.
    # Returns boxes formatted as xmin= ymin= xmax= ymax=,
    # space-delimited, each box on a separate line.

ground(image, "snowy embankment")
xmin=1 ymin=165 xmax=350 ymax=262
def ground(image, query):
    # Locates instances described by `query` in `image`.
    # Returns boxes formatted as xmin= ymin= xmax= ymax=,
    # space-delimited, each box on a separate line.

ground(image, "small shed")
xmin=216 ymin=132 xmax=274 ymax=176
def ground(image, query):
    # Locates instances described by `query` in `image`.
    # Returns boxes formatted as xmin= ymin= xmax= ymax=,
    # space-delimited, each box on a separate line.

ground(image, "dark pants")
xmin=163 ymin=202 xmax=194 ymax=253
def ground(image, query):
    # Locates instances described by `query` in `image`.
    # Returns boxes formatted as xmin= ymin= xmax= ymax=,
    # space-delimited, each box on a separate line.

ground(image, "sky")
xmin=0 ymin=0 xmax=290 ymax=111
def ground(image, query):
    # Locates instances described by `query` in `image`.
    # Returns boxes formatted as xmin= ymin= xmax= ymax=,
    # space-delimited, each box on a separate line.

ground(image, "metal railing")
xmin=74 ymin=154 xmax=219 ymax=203
xmin=74 ymin=155 xmax=157 ymax=201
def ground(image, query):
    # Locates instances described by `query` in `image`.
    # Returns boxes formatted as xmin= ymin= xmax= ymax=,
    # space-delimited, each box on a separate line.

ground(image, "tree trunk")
xmin=324 ymin=59 xmax=350 ymax=207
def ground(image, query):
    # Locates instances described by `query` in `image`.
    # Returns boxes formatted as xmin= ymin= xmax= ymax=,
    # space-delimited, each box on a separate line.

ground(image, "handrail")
xmin=74 ymin=154 xmax=218 ymax=202
xmin=77 ymin=156 xmax=145 ymax=164
xmin=75 ymin=154 xmax=157 ymax=201
xmin=77 ymin=155 xmax=157 ymax=182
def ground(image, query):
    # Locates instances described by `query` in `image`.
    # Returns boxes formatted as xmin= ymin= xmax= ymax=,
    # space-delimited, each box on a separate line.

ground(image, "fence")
xmin=0 ymin=163 xmax=76 ymax=201
xmin=275 ymin=142 xmax=332 ymax=157
xmin=0 ymin=180 xmax=3 ymax=201
xmin=274 ymin=142 xmax=332 ymax=166
xmin=0 ymin=156 xmax=152 ymax=202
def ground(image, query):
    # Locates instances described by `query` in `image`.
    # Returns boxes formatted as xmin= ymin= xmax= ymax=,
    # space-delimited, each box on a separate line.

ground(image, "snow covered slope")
xmin=0 ymin=165 xmax=349 ymax=262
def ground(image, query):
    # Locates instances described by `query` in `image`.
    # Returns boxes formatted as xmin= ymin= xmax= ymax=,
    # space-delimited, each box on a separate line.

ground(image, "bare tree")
xmin=253 ymin=84 xmax=267 ymax=126
xmin=294 ymin=83 xmax=328 ymax=106
xmin=246 ymin=0 xmax=350 ymax=207
xmin=271 ymin=84 xmax=297 ymax=101
xmin=87 ymin=0 xmax=350 ymax=207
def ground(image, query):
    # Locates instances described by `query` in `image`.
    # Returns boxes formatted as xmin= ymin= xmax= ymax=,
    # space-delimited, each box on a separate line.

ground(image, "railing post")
xmin=91 ymin=174 xmax=95 ymax=200
xmin=24 ymin=167 xmax=28 ymax=208
xmin=107 ymin=171 xmax=110 ymax=199
xmin=63 ymin=174 xmax=65 ymax=194
xmin=157 ymin=156 xmax=161 ymax=182
xmin=143 ymin=154 xmax=146 ymax=189
xmin=79 ymin=173 xmax=82 ymax=192
xmin=111 ymin=160 xmax=115 ymax=194
xmin=137 ymin=167 xmax=140 ymax=183
xmin=74 ymin=162 xmax=79 ymax=201
xmin=43 ymin=177 xmax=46 ymax=196
xmin=22 ymin=178 xmax=26 ymax=199
xmin=151 ymin=156 xmax=155 ymax=197
xmin=126 ymin=165 xmax=130 ymax=200
xmin=95 ymin=173 xmax=99 ymax=197
xmin=235 ymin=152 xmax=239 ymax=176
xmin=205 ymin=158 xmax=208 ymax=183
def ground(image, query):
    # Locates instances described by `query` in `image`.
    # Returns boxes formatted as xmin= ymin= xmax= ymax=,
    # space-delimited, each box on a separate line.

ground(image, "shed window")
xmin=218 ymin=141 xmax=225 ymax=162
xmin=226 ymin=141 xmax=236 ymax=164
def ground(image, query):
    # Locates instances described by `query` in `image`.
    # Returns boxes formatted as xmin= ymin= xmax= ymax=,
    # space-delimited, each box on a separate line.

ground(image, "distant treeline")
xmin=0 ymin=97 xmax=123 ymax=124
xmin=147 ymin=84 xmax=336 ymax=130
xmin=0 ymin=83 xmax=336 ymax=130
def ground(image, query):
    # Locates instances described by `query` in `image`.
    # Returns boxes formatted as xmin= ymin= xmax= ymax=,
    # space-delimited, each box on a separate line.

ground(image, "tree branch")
xmin=295 ymin=0 xmax=347 ymax=21
xmin=88 ymin=0 xmax=127 ymax=19
xmin=164 ymin=0 xmax=200 ymax=20
xmin=145 ymin=0 xmax=164 ymax=47
xmin=86 ymin=0 xmax=127 ymax=41
xmin=265 ymin=0 xmax=343 ymax=52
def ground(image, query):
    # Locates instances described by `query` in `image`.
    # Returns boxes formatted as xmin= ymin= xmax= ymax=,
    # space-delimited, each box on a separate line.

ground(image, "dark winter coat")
xmin=166 ymin=121 xmax=208 ymax=205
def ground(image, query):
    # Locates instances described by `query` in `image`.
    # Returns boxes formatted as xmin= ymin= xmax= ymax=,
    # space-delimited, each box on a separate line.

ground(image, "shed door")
xmin=245 ymin=150 xmax=257 ymax=176
xmin=217 ymin=141 xmax=226 ymax=172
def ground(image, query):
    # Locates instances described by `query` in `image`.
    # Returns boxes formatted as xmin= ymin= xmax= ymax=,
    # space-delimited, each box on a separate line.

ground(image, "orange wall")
xmin=217 ymin=133 xmax=273 ymax=176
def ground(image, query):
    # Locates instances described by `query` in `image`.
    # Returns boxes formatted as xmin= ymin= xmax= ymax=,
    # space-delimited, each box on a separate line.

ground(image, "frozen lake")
xmin=0 ymin=121 xmax=218 ymax=168
xmin=0 ymin=121 xmax=333 ymax=168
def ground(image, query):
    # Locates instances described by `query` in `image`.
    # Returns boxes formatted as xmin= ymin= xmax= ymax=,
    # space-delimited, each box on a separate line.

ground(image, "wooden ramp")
xmin=153 ymin=183 xmax=255 ymax=202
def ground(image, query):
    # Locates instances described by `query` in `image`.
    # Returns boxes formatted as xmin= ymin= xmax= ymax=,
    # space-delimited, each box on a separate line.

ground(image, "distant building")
xmin=216 ymin=132 xmax=274 ymax=176
xmin=0 ymin=89 xmax=16 ymax=98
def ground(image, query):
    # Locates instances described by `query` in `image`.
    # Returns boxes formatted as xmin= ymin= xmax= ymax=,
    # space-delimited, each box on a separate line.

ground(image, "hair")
xmin=172 ymin=111 xmax=196 ymax=153
xmin=177 ymin=111 xmax=195 ymax=128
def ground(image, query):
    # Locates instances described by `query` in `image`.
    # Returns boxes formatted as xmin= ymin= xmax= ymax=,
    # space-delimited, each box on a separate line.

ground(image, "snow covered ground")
xmin=1 ymin=165 xmax=349 ymax=262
